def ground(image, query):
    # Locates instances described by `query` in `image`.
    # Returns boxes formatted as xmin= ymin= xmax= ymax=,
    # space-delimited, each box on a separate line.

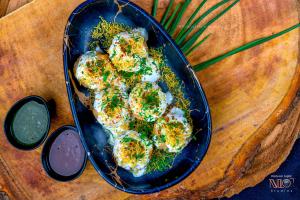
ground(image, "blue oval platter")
xmin=63 ymin=0 xmax=212 ymax=194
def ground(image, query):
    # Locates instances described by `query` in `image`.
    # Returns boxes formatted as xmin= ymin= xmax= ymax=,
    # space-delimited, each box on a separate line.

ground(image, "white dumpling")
xmin=113 ymin=131 xmax=153 ymax=177
xmin=153 ymin=107 xmax=192 ymax=153
xmin=93 ymin=87 xmax=132 ymax=138
xmin=74 ymin=51 xmax=126 ymax=91
xmin=141 ymin=57 xmax=161 ymax=83
xmin=108 ymin=30 xmax=148 ymax=72
xmin=129 ymin=82 xmax=167 ymax=122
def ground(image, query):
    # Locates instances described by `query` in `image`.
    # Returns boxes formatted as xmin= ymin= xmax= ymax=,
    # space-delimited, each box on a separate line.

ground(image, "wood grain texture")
xmin=0 ymin=0 xmax=10 ymax=17
xmin=0 ymin=0 xmax=299 ymax=199
xmin=1 ymin=0 xmax=31 ymax=15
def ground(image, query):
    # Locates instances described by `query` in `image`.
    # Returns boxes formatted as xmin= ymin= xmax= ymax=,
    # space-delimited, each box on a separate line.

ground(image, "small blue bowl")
xmin=63 ymin=0 xmax=212 ymax=194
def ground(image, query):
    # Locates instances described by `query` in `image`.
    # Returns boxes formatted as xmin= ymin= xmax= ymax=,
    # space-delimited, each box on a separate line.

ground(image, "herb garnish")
xmin=142 ymin=91 xmax=160 ymax=110
xmin=147 ymin=150 xmax=176 ymax=173
xmin=122 ymin=137 xmax=135 ymax=143
xmin=110 ymin=94 xmax=123 ymax=111
xmin=102 ymin=71 xmax=110 ymax=82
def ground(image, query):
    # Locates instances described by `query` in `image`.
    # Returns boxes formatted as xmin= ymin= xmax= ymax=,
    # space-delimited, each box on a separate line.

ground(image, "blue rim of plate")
xmin=63 ymin=0 xmax=212 ymax=194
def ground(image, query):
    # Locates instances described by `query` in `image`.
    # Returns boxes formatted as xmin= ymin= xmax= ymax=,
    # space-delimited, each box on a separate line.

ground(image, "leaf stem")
xmin=152 ymin=0 xmax=159 ymax=17
xmin=177 ymin=0 xmax=233 ymax=45
xmin=185 ymin=34 xmax=211 ymax=56
xmin=181 ymin=0 xmax=240 ymax=52
xmin=164 ymin=3 xmax=182 ymax=30
xmin=176 ymin=0 xmax=207 ymax=41
xmin=193 ymin=23 xmax=300 ymax=71
xmin=169 ymin=0 xmax=192 ymax=36
xmin=161 ymin=0 xmax=175 ymax=25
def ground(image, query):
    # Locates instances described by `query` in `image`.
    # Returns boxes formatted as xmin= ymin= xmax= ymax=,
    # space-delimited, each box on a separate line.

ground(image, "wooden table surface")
xmin=0 ymin=0 xmax=300 ymax=199
xmin=1 ymin=3 xmax=33 ymax=200
xmin=0 ymin=0 xmax=30 ymax=17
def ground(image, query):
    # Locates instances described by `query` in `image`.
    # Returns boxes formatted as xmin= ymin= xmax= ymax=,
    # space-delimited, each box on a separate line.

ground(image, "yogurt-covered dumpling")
xmin=93 ymin=87 xmax=131 ymax=137
xmin=141 ymin=57 xmax=161 ymax=83
xmin=74 ymin=51 xmax=126 ymax=91
xmin=129 ymin=82 xmax=167 ymax=122
xmin=153 ymin=107 xmax=192 ymax=153
xmin=108 ymin=29 xmax=148 ymax=72
xmin=113 ymin=130 xmax=153 ymax=177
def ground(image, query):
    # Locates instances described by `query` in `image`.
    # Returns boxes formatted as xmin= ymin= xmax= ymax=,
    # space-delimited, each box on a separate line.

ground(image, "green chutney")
xmin=12 ymin=101 xmax=49 ymax=146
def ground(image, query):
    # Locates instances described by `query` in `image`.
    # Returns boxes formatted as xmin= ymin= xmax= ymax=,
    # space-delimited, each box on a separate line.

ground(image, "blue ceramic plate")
xmin=63 ymin=0 xmax=212 ymax=194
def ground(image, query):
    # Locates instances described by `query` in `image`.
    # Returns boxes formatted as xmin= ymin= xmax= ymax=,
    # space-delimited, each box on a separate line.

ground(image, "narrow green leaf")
xmin=164 ymin=3 xmax=182 ymax=30
xmin=184 ymin=34 xmax=211 ymax=56
xmin=182 ymin=0 xmax=240 ymax=52
xmin=152 ymin=0 xmax=159 ymax=17
xmin=193 ymin=23 xmax=300 ymax=71
xmin=176 ymin=0 xmax=207 ymax=41
xmin=161 ymin=0 xmax=175 ymax=25
xmin=177 ymin=0 xmax=232 ymax=45
xmin=169 ymin=0 xmax=192 ymax=36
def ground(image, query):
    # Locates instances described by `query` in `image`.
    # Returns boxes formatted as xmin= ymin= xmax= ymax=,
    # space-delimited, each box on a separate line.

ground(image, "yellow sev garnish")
xmin=91 ymin=17 xmax=130 ymax=49
xmin=103 ymin=91 xmax=124 ymax=118
xmin=108 ymin=32 xmax=147 ymax=72
xmin=120 ymin=137 xmax=145 ymax=164
xmin=164 ymin=122 xmax=185 ymax=148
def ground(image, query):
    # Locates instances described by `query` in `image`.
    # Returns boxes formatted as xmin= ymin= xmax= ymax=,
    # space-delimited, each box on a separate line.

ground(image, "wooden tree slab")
xmin=0 ymin=0 xmax=30 ymax=17
xmin=0 ymin=0 xmax=299 ymax=199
